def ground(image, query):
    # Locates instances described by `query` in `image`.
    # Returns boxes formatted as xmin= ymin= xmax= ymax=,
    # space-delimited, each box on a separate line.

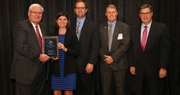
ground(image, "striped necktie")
xmin=76 ymin=21 xmax=80 ymax=40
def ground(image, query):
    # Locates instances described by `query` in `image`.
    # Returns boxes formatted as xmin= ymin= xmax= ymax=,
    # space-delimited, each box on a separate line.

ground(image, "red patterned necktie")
xmin=141 ymin=25 xmax=148 ymax=51
xmin=35 ymin=25 xmax=42 ymax=52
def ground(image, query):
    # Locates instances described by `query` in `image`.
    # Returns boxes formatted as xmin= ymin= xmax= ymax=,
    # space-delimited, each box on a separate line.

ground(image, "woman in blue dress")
xmin=50 ymin=12 xmax=79 ymax=95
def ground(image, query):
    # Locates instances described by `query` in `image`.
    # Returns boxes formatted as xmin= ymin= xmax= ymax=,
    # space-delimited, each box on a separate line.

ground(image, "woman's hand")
xmin=58 ymin=42 xmax=67 ymax=52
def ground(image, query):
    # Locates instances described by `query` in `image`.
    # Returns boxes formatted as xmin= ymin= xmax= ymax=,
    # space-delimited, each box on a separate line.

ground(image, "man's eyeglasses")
xmin=140 ymin=12 xmax=152 ymax=15
xmin=106 ymin=11 xmax=117 ymax=14
xmin=30 ymin=11 xmax=43 ymax=15
xmin=75 ymin=7 xmax=86 ymax=10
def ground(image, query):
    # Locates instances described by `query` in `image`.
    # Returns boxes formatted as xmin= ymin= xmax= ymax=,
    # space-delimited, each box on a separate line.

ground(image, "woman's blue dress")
xmin=51 ymin=34 xmax=76 ymax=90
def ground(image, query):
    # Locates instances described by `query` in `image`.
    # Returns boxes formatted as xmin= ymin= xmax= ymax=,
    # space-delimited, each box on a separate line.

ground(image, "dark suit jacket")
xmin=129 ymin=21 xmax=170 ymax=77
xmin=10 ymin=19 xmax=48 ymax=85
xmin=99 ymin=21 xmax=130 ymax=70
xmin=71 ymin=18 xmax=100 ymax=73
xmin=49 ymin=29 xmax=79 ymax=77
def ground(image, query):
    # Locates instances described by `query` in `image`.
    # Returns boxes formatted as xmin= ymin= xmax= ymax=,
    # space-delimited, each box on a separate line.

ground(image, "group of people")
xmin=10 ymin=0 xmax=170 ymax=95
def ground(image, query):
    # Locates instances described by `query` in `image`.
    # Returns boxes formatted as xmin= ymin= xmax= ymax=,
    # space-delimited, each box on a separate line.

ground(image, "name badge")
xmin=117 ymin=33 xmax=123 ymax=40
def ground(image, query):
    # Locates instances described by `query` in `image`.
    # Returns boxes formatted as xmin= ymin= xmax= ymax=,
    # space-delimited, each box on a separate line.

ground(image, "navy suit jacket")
xmin=11 ymin=19 xmax=48 ymax=85
xmin=71 ymin=18 xmax=100 ymax=73
xmin=129 ymin=21 xmax=170 ymax=77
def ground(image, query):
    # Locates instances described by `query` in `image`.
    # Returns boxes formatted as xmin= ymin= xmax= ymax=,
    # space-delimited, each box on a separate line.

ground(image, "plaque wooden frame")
xmin=42 ymin=36 xmax=58 ymax=57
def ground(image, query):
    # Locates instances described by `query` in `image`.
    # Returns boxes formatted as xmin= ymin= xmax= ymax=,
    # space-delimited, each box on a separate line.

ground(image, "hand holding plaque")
xmin=42 ymin=36 xmax=58 ymax=57
xmin=58 ymin=42 xmax=68 ymax=52
xmin=58 ymin=42 xmax=64 ymax=49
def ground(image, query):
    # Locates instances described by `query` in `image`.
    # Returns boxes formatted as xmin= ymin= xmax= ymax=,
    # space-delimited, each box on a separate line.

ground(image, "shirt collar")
xmin=76 ymin=16 xmax=86 ymax=24
xmin=141 ymin=21 xmax=152 ymax=28
xmin=107 ymin=20 xmax=117 ymax=26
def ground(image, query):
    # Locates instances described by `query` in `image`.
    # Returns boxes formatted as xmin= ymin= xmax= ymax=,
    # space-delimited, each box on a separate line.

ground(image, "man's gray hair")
xmin=29 ymin=3 xmax=44 ymax=12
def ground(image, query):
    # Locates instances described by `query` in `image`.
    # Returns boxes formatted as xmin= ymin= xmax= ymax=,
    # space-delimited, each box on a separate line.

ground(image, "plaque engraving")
xmin=42 ymin=36 xmax=58 ymax=57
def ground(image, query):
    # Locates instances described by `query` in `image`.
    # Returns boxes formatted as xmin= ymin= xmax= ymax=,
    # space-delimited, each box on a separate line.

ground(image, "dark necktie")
xmin=76 ymin=21 xmax=80 ymax=40
xmin=35 ymin=25 xmax=42 ymax=52
xmin=141 ymin=25 xmax=148 ymax=51
xmin=108 ymin=24 xmax=112 ymax=51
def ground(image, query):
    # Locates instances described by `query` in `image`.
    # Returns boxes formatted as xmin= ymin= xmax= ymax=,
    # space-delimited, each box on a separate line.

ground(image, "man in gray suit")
xmin=99 ymin=4 xmax=130 ymax=95
xmin=11 ymin=3 xmax=50 ymax=95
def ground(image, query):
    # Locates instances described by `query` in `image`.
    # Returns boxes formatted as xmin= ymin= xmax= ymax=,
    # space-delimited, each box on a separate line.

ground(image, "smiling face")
xmin=105 ymin=7 xmax=118 ymax=23
xmin=139 ymin=7 xmax=153 ymax=25
xmin=74 ymin=1 xmax=88 ymax=19
xmin=56 ymin=16 xmax=68 ymax=28
xmin=28 ymin=6 xmax=43 ymax=25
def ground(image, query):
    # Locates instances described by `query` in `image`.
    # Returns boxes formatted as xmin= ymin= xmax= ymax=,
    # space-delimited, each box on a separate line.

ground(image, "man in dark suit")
xmin=99 ymin=4 xmax=130 ymax=95
xmin=71 ymin=0 xmax=99 ymax=95
xmin=129 ymin=4 xmax=170 ymax=95
xmin=10 ymin=3 xmax=50 ymax=95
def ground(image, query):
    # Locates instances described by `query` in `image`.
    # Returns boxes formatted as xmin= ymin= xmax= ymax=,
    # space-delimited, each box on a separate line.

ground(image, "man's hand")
xmin=51 ymin=57 xmax=59 ymax=60
xmin=130 ymin=66 xmax=135 ymax=75
xmin=104 ymin=55 xmax=113 ymax=64
xmin=159 ymin=68 xmax=166 ymax=78
xmin=39 ymin=54 xmax=50 ymax=63
xmin=85 ymin=63 xmax=94 ymax=74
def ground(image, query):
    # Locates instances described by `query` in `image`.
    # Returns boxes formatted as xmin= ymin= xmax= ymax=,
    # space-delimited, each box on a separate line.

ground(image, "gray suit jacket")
xmin=11 ymin=19 xmax=48 ymax=85
xmin=99 ymin=21 xmax=130 ymax=70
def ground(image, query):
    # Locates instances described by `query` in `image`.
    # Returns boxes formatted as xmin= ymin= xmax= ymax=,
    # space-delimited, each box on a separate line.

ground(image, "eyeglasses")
xmin=30 ymin=11 xmax=43 ymax=15
xmin=75 ymin=7 xmax=86 ymax=10
xmin=140 ymin=12 xmax=152 ymax=15
xmin=106 ymin=11 xmax=117 ymax=14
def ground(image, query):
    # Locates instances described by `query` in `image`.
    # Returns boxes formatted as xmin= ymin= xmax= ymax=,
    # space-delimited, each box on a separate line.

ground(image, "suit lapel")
xmin=72 ymin=18 xmax=77 ymax=34
xmin=79 ymin=18 xmax=88 ymax=41
xmin=110 ymin=21 xmax=120 ymax=52
xmin=101 ymin=23 xmax=109 ymax=49
xmin=145 ymin=21 xmax=156 ymax=51
xmin=27 ymin=20 xmax=41 ymax=49
xmin=137 ymin=24 xmax=142 ymax=51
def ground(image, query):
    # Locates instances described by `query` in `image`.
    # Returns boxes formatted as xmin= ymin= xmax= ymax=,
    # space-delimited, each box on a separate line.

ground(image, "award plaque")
xmin=42 ymin=36 xmax=58 ymax=57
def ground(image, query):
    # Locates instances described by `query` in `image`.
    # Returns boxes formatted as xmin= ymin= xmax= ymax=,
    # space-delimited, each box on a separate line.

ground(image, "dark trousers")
xmin=73 ymin=70 xmax=95 ymax=95
xmin=135 ymin=75 xmax=161 ymax=95
xmin=16 ymin=64 xmax=46 ymax=95
xmin=44 ymin=62 xmax=53 ymax=95
xmin=100 ymin=67 xmax=126 ymax=95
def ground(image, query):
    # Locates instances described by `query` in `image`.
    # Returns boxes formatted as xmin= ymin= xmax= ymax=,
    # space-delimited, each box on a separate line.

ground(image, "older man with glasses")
xmin=11 ymin=3 xmax=50 ymax=95
xmin=129 ymin=4 xmax=170 ymax=95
